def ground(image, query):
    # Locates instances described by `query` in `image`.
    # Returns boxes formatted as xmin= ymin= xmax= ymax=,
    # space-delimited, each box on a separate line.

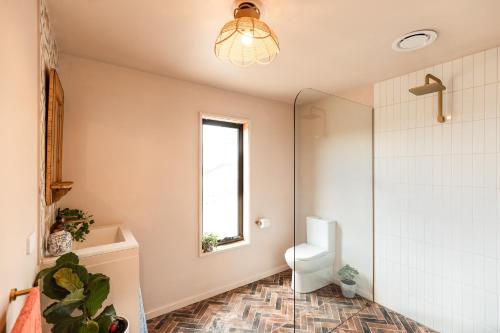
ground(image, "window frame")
xmin=201 ymin=118 xmax=244 ymax=246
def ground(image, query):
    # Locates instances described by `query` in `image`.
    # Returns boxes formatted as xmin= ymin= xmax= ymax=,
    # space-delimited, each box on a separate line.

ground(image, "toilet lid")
xmin=286 ymin=243 xmax=328 ymax=261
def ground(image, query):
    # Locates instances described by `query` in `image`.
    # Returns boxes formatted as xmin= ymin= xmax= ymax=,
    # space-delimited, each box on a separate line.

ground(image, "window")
xmin=202 ymin=118 xmax=244 ymax=246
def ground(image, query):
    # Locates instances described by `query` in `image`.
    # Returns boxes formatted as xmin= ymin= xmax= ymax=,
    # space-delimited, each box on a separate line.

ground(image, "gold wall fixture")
xmin=409 ymin=74 xmax=446 ymax=123
xmin=9 ymin=288 xmax=33 ymax=302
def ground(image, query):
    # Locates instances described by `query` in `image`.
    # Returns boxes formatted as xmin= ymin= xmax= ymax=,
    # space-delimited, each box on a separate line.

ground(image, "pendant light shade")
xmin=214 ymin=2 xmax=279 ymax=67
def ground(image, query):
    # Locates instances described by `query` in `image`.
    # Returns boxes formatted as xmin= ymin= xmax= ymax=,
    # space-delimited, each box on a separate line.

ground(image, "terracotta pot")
xmin=47 ymin=230 xmax=72 ymax=256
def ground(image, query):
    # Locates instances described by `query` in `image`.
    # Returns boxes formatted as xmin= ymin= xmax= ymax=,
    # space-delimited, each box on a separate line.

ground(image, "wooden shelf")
xmin=50 ymin=181 xmax=73 ymax=203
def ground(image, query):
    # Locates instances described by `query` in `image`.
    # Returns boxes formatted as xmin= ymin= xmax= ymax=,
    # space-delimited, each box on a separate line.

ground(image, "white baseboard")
xmin=145 ymin=264 xmax=289 ymax=319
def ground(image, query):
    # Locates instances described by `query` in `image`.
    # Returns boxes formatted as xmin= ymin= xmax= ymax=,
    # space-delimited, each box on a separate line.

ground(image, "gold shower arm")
xmin=430 ymin=72 xmax=446 ymax=123
xmin=425 ymin=73 xmax=442 ymax=85
xmin=432 ymin=73 xmax=446 ymax=123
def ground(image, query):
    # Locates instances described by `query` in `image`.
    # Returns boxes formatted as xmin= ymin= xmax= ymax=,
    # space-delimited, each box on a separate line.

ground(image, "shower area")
xmin=291 ymin=88 xmax=374 ymax=330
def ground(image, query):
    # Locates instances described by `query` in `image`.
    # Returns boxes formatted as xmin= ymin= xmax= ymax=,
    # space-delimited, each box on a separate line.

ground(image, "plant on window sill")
xmin=202 ymin=233 xmax=219 ymax=253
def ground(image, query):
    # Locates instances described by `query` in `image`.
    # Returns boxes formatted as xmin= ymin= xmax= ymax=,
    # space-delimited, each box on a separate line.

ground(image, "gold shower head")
xmin=409 ymin=74 xmax=447 ymax=123
xmin=409 ymin=82 xmax=446 ymax=95
xmin=409 ymin=73 xmax=446 ymax=95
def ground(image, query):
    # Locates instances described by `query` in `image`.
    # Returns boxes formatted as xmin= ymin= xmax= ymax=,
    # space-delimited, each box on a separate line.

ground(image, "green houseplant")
xmin=47 ymin=209 xmax=95 ymax=256
xmin=201 ymin=233 xmax=219 ymax=253
xmin=35 ymin=252 xmax=128 ymax=333
xmin=57 ymin=208 xmax=95 ymax=242
xmin=337 ymin=264 xmax=359 ymax=298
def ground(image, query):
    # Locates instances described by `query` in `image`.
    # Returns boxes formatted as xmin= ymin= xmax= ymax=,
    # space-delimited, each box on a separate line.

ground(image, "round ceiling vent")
xmin=392 ymin=30 xmax=438 ymax=52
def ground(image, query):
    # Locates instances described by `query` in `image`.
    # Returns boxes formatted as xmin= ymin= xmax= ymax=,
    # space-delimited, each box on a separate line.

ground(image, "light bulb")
xmin=240 ymin=32 xmax=253 ymax=46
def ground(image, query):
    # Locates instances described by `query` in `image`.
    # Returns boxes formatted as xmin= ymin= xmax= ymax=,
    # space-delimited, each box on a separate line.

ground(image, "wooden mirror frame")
xmin=45 ymin=68 xmax=73 ymax=205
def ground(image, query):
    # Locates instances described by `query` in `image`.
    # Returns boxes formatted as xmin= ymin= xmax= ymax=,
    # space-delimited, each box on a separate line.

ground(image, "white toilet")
xmin=285 ymin=217 xmax=336 ymax=293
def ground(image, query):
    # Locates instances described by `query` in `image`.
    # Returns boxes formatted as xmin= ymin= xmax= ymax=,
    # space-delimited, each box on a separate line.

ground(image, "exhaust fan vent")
xmin=392 ymin=30 xmax=438 ymax=52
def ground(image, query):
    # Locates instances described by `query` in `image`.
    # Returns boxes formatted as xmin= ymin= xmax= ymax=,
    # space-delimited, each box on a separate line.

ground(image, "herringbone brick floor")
xmin=147 ymin=270 xmax=436 ymax=333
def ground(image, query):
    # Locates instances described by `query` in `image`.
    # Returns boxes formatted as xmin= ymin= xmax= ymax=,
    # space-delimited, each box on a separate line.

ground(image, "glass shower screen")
xmin=292 ymin=88 xmax=374 ymax=331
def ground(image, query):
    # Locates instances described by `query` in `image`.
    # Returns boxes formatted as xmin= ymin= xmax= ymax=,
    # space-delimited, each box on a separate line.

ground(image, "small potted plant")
xmin=58 ymin=208 xmax=95 ymax=242
xmin=202 ymin=233 xmax=219 ymax=253
xmin=47 ymin=208 xmax=95 ymax=256
xmin=337 ymin=264 xmax=359 ymax=298
xmin=35 ymin=252 xmax=128 ymax=332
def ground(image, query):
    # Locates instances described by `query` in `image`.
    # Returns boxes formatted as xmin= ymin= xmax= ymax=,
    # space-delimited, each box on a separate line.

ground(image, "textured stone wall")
xmin=39 ymin=0 xmax=59 ymax=258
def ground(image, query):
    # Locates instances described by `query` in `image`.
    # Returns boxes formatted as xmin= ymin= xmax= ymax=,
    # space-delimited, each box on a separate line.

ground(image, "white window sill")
xmin=199 ymin=239 xmax=250 ymax=258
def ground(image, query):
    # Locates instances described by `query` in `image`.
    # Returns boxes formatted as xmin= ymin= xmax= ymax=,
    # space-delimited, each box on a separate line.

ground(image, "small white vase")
xmin=47 ymin=230 xmax=72 ymax=256
xmin=340 ymin=279 xmax=357 ymax=298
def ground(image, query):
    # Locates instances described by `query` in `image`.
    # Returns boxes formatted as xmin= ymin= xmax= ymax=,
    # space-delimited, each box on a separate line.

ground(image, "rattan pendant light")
xmin=214 ymin=2 xmax=279 ymax=67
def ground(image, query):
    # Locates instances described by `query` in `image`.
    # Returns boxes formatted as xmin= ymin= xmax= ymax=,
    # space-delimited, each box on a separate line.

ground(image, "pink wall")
xmin=58 ymin=54 xmax=294 ymax=317
xmin=0 ymin=1 xmax=39 ymax=331
xmin=336 ymin=84 xmax=374 ymax=107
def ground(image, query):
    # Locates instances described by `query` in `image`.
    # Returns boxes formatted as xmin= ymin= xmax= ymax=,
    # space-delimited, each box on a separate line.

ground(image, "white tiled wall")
xmin=374 ymin=47 xmax=500 ymax=333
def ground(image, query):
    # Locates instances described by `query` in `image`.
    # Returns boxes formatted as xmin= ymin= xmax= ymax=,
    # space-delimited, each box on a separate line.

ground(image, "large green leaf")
xmin=43 ymin=263 xmax=89 ymax=300
xmin=95 ymin=305 xmax=116 ymax=333
xmin=33 ymin=266 xmax=53 ymax=287
xmin=42 ymin=266 xmax=69 ymax=300
xmin=56 ymin=252 xmax=79 ymax=266
xmin=43 ymin=289 xmax=85 ymax=324
xmin=51 ymin=315 xmax=84 ymax=333
xmin=94 ymin=304 xmax=116 ymax=321
xmin=96 ymin=314 xmax=114 ymax=333
xmin=44 ymin=301 xmax=77 ymax=325
xmin=85 ymin=274 xmax=110 ymax=317
xmin=54 ymin=268 xmax=84 ymax=292
xmin=78 ymin=320 xmax=99 ymax=333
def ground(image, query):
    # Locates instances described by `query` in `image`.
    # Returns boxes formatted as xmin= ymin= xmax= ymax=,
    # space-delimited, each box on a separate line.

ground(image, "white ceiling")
xmin=47 ymin=0 xmax=500 ymax=104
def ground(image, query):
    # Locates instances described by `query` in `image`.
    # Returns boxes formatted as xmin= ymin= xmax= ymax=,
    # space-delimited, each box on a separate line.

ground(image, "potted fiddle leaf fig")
xmin=337 ymin=264 xmax=359 ymax=298
xmin=35 ymin=252 xmax=128 ymax=333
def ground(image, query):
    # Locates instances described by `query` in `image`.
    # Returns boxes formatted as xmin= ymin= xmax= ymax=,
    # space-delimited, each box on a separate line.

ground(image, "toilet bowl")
xmin=285 ymin=217 xmax=336 ymax=293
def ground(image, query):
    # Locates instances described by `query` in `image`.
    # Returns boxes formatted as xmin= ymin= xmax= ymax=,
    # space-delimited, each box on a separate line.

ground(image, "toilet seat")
xmin=285 ymin=243 xmax=328 ymax=262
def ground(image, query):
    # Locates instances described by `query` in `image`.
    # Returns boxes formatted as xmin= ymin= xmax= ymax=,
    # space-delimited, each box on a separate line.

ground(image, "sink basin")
xmin=43 ymin=224 xmax=138 ymax=262
xmin=73 ymin=224 xmax=126 ymax=249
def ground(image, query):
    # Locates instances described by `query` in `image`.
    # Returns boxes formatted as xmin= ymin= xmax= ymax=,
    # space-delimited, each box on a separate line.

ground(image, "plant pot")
xmin=340 ymin=279 xmax=357 ymax=298
xmin=47 ymin=230 xmax=72 ymax=256
xmin=110 ymin=316 xmax=128 ymax=333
